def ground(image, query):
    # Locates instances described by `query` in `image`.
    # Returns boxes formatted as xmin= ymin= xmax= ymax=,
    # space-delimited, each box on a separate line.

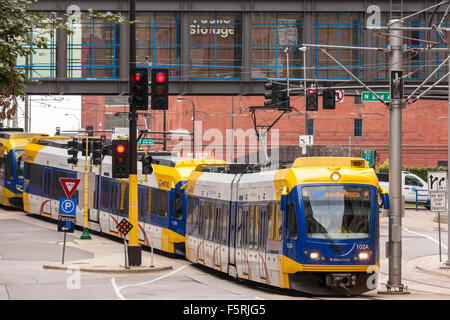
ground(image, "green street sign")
xmin=140 ymin=139 xmax=154 ymax=145
xmin=361 ymin=91 xmax=390 ymax=102
xmin=361 ymin=149 xmax=375 ymax=166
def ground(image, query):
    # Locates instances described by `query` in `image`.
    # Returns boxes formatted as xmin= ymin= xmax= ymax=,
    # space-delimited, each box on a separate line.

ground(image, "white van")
xmin=377 ymin=171 xmax=430 ymax=209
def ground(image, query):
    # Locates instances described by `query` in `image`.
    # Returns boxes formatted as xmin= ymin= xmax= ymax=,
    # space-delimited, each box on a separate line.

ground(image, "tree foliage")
xmin=0 ymin=0 xmax=129 ymax=122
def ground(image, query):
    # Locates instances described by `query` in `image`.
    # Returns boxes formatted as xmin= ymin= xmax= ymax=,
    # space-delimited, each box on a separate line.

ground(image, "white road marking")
xmin=402 ymin=227 xmax=448 ymax=250
xmin=111 ymin=265 xmax=189 ymax=300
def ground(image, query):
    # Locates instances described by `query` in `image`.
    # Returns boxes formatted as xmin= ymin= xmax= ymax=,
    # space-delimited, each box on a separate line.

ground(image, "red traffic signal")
xmin=151 ymin=68 xmax=169 ymax=110
xmin=112 ymin=140 xmax=129 ymax=178
xmin=130 ymin=67 xmax=148 ymax=111
xmin=155 ymin=72 xmax=167 ymax=83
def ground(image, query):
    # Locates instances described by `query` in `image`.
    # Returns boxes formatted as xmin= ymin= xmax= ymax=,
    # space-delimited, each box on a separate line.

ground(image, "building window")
xmin=354 ymin=118 xmax=362 ymax=137
xmin=314 ymin=13 xmax=364 ymax=80
xmin=136 ymin=12 xmax=180 ymax=79
xmin=251 ymin=12 xmax=303 ymax=79
xmin=190 ymin=12 xmax=242 ymax=80
xmin=17 ymin=27 xmax=57 ymax=79
xmin=374 ymin=13 xmax=425 ymax=80
xmin=307 ymin=119 xmax=314 ymax=135
xmin=67 ymin=16 xmax=119 ymax=79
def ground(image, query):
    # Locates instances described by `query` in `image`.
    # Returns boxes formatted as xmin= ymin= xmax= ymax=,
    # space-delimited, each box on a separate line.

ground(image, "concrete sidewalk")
xmin=42 ymin=236 xmax=174 ymax=274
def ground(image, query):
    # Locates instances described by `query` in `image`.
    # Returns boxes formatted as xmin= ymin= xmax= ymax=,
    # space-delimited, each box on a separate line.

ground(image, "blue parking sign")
xmin=59 ymin=198 xmax=77 ymax=217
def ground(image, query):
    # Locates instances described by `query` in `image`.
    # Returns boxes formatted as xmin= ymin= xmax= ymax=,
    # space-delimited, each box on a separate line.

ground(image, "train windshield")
xmin=302 ymin=185 xmax=371 ymax=239
xmin=14 ymin=149 xmax=25 ymax=180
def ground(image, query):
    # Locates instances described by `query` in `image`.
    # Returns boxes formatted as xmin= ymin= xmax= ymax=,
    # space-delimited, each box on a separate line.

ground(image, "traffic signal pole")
xmin=80 ymin=134 xmax=91 ymax=240
xmin=128 ymin=0 xmax=141 ymax=266
xmin=385 ymin=19 xmax=408 ymax=293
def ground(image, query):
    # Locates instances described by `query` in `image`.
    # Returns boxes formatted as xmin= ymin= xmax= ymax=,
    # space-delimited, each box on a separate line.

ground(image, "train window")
xmin=5 ymin=156 xmax=13 ymax=181
xmin=288 ymin=202 xmax=298 ymax=240
xmin=214 ymin=206 xmax=220 ymax=242
xmin=101 ymin=179 xmax=110 ymax=211
xmin=187 ymin=196 xmax=194 ymax=226
xmin=237 ymin=206 xmax=243 ymax=248
xmin=174 ymin=190 xmax=183 ymax=220
xmin=157 ymin=190 xmax=168 ymax=218
xmin=24 ymin=162 xmax=31 ymax=182
xmin=199 ymin=204 xmax=205 ymax=237
xmin=32 ymin=164 xmax=42 ymax=188
xmin=222 ymin=204 xmax=228 ymax=244
xmin=276 ymin=202 xmax=283 ymax=241
xmin=16 ymin=156 xmax=24 ymax=180
xmin=207 ymin=202 xmax=214 ymax=241
xmin=147 ymin=188 xmax=157 ymax=215
xmin=193 ymin=198 xmax=199 ymax=228
xmin=119 ymin=183 xmax=128 ymax=216
xmin=267 ymin=202 xmax=274 ymax=240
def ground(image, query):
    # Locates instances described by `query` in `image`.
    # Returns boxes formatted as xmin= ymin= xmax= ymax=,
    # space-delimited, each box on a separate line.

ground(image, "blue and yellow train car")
xmin=23 ymin=135 xmax=225 ymax=256
xmin=0 ymin=130 xmax=48 ymax=209
xmin=185 ymin=157 xmax=389 ymax=296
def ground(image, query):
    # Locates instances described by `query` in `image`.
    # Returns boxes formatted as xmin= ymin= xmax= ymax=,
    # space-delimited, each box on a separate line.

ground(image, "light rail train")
xmin=5 ymin=133 xmax=389 ymax=295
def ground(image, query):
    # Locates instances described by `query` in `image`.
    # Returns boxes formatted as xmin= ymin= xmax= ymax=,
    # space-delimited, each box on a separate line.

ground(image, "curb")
xmin=415 ymin=266 xmax=450 ymax=280
xmin=43 ymin=264 xmax=173 ymax=274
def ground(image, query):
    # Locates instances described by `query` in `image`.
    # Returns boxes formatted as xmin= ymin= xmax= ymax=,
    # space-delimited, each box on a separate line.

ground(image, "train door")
xmin=138 ymin=186 xmax=147 ymax=243
xmin=258 ymin=204 xmax=269 ymax=282
xmin=236 ymin=205 xmax=251 ymax=279
xmin=247 ymin=205 xmax=261 ymax=281
xmin=41 ymin=167 xmax=52 ymax=216
xmin=204 ymin=201 xmax=214 ymax=267
xmin=197 ymin=200 xmax=206 ymax=263
xmin=212 ymin=204 xmax=225 ymax=270
xmin=229 ymin=203 xmax=236 ymax=266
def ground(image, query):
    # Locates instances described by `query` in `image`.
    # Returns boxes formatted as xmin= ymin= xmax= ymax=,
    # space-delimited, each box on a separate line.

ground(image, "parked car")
xmin=377 ymin=171 xmax=430 ymax=209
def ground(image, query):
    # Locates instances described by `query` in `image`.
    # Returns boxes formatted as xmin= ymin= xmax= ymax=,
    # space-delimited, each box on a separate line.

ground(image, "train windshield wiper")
xmin=307 ymin=216 xmax=342 ymax=255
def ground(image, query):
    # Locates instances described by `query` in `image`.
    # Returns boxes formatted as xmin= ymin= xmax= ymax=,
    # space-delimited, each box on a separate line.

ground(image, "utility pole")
xmin=385 ymin=18 xmax=409 ymax=293
xmin=127 ymin=0 xmax=141 ymax=266
xmin=446 ymin=53 xmax=450 ymax=268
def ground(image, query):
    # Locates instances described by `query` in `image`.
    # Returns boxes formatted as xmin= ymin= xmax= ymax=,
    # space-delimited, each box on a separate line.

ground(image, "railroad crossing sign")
xmin=335 ymin=89 xmax=344 ymax=103
xmin=427 ymin=171 xmax=447 ymax=192
xmin=59 ymin=177 xmax=81 ymax=198
xmin=117 ymin=218 xmax=133 ymax=236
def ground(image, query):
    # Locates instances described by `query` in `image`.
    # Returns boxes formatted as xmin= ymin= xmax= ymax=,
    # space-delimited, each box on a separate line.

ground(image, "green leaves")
xmin=0 ymin=0 xmax=130 ymax=122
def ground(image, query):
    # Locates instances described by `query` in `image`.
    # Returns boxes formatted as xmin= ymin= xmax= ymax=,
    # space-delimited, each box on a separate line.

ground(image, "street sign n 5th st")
xmin=361 ymin=92 xmax=390 ymax=102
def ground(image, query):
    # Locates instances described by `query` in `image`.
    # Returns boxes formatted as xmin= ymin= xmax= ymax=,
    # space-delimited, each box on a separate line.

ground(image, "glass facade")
xmin=22 ymin=10 xmax=436 ymax=82
xmin=374 ymin=13 xmax=425 ymax=80
xmin=17 ymin=28 xmax=57 ymax=79
xmin=190 ymin=12 xmax=242 ymax=79
xmin=251 ymin=12 xmax=303 ymax=79
xmin=67 ymin=16 xmax=120 ymax=79
xmin=136 ymin=12 xmax=180 ymax=79
xmin=314 ymin=13 xmax=364 ymax=80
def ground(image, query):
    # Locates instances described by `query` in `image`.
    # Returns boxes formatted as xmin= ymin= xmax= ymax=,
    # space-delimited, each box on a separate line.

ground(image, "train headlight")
xmin=310 ymin=252 xmax=320 ymax=260
xmin=358 ymin=252 xmax=370 ymax=260
xmin=331 ymin=172 xmax=341 ymax=181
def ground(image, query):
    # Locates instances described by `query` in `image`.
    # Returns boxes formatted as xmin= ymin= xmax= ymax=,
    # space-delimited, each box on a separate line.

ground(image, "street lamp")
xmin=176 ymin=97 xmax=196 ymax=159
xmin=64 ymin=113 xmax=81 ymax=131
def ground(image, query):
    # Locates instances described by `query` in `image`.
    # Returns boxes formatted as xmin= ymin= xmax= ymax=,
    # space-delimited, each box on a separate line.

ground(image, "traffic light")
xmin=92 ymin=139 xmax=102 ymax=165
xmin=80 ymin=138 xmax=92 ymax=157
xmin=130 ymin=67 xmax=149 ymax=110
xmin=264 ymin=81 xmax=276 ymax=107
xmin=277 ymin=81 xmax=290 ymax=110
xmin=142 ymin=155 xmax=153 ymax=175
xmin=112 ymin=140 xmax=129 ymax=178
xmin=151 ymin=68 xmax=169 ymax=110
xmin=86 ymin=125 xmax=93 ymax=136
xmin=322 ymin=82 xmax=336 ymax=109
xmin=67 ymin=139 xmax=79 ymax=165
xmin=306 ymin=86 xmax=318 ymax=111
